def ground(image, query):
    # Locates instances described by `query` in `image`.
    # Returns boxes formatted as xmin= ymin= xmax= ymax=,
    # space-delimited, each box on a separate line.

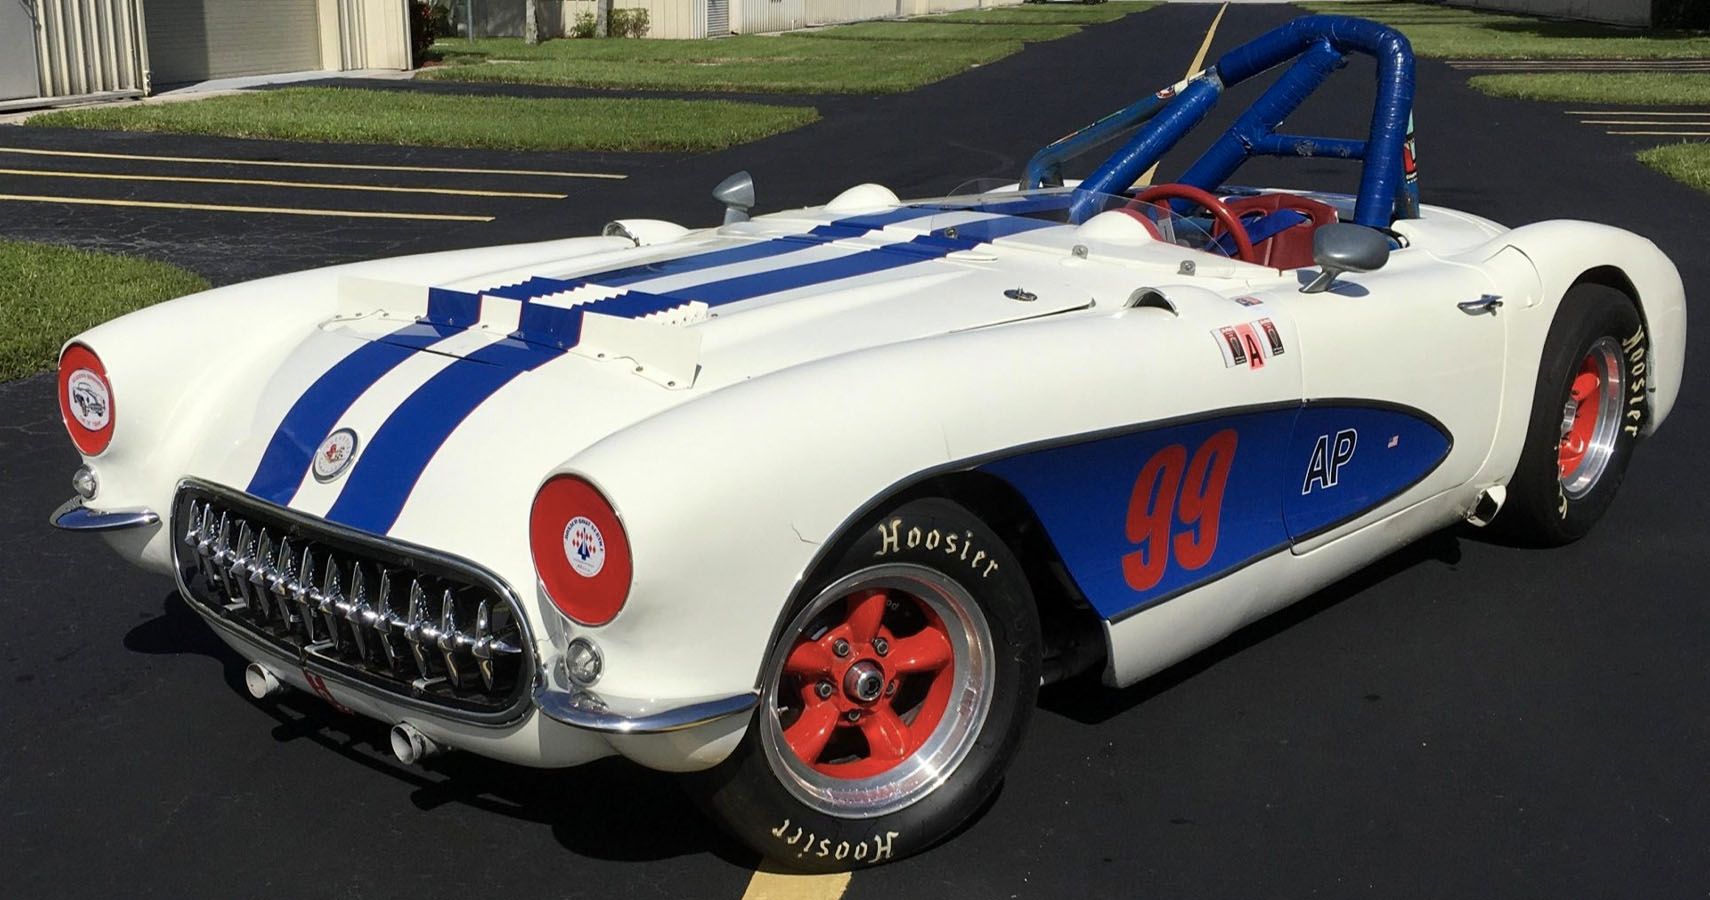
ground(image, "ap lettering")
xmin=1302 ymin=428 xmax=1357 ymax=494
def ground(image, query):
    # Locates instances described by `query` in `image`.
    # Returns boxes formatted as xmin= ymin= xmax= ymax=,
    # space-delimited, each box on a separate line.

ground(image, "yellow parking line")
xmin=0 ymin=193 xmax=493 ymax=221
xmin=1605 ymin=130 xmax=1710 ymax=136
xmin=0 ymin=167 xmax=566 ymax=198
xmin=739 ymin=866 xmax=852 ymax=900
xmin=0 ymin=146 xmax=624 ymax=179
xmin=1138 ymin=1 xmax=1227 ymax=188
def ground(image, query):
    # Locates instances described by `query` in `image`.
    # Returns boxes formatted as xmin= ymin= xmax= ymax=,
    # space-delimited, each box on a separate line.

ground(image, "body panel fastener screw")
xmin=816 ymin=681 xmax=834 ymax=699
xmin=832 ymin=639 xmax=850 ymax=657
xmin=872 ymin=637 xmax=889 ymax=656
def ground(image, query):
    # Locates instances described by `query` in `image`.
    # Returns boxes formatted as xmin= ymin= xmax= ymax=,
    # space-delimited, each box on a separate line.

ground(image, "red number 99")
xmin=1122 ymin=444 xmax=1186 ymax=592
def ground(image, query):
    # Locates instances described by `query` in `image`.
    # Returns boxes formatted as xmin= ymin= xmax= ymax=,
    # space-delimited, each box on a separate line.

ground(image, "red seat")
xmin=1215 ymin=193 xmax=1339 ymax=270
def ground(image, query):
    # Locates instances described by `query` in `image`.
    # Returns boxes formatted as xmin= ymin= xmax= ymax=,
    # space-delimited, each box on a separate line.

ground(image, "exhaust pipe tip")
xmin=389 ymin=723 xmax=441 ymax=765
xmin=244 ymin=662 xmax=285 ymax=700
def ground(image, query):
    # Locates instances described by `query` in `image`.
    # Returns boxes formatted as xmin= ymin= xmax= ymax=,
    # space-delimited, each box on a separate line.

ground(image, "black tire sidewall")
xmin=1504 ymin=285 xmax=1647 ymax=545
xmin=693 ymin=498 xmax=1041 ymax=872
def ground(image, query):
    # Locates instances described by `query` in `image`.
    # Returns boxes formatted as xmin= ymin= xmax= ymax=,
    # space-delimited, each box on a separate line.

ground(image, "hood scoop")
xmin=333 ymin=275 xmax=706 ymax=389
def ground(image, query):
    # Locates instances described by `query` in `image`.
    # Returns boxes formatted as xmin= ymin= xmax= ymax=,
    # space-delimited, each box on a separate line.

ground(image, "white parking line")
xmin=0 ymin=193 xmax=493 ymax=221
xmin=1604 ymin=131 xmax=1710 ymax=137
xmin=1566 ymin=110 xmax=1710 ymax=116
xmin=0 ymin=146 xmax=625 ymax=179
xmin=1580 ymin=120 xmax=1710 ymax=126
xmin=0 ymin=167 xmax=567 ymax=198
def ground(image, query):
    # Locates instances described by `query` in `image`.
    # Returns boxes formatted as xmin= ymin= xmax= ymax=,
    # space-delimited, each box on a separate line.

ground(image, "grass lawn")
xmin=801 ymin=21 xmax=1082 ymax=42
xmin=1639 ymin=144 xmax=1710 ymax=194
xmin=1469 ymin=73 xmax=1710 ymax=105
xmin=424 ymin=35 xmax=1019 ymax=93
xmin=27 ymin=88 xmax=819 ymax=152
xmin=423 ymin=3 xmax=1157 ymax=93
xmin=0 ymin=241 xmax=207 ymax=381
xmin=1297 ymin=1 xmax=1710 ymax=58
xmin=932 ymin=4 xmax=1143 ymax=25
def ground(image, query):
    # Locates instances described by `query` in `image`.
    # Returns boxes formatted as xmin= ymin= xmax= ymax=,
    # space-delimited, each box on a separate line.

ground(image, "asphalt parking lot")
xmin=2 ymin=3 xmax=1707 ymax=898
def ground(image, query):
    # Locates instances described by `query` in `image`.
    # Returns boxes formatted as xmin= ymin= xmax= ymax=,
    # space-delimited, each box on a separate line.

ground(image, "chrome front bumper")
xmin=50 ymin=496 xmax=159 ymax=532
xmin=533 ymin=681 xmax=758 ymax=735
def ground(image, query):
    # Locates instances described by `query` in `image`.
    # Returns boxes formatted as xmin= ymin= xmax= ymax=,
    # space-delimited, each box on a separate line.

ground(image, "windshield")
xmin=913 ymin=184 xmax=1232 ymax=258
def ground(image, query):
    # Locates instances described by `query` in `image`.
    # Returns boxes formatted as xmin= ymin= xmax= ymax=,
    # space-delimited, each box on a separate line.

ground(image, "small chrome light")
xmin=71 ymin=465 xmax=98 ymax=500
xmin=565 ymin=637 xmax=603 ymax=687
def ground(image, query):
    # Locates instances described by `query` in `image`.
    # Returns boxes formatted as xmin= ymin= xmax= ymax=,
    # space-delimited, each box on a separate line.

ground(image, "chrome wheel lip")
xmin=759 ymin=563 xmax=995 ymax=820
xmin=1560 ymin=336 xmax=1626 ymax=501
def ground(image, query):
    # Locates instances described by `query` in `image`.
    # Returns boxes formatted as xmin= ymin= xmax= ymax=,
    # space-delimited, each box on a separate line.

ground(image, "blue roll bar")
xmin=1026 ymin=15 xmax=1419 ymax=229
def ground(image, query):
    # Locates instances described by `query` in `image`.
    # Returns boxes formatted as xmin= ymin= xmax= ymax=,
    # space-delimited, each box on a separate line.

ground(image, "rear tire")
xmin=691 ymin=498 xmax=1040 ymax=872
xmin=1497 ymin=284 xmax=1647 ymax=545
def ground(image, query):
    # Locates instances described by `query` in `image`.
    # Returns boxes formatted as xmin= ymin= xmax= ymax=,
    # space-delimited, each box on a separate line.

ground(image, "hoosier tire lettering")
xmin=770 ymin=818 xmax=900 ymax=863
xmin=1622 ymin=324 xmax=1647 ymax=438
xmin=875 ymin=517 xmax=999 ymax=578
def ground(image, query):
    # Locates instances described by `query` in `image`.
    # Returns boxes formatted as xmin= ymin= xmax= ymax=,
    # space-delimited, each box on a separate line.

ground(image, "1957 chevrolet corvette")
xmin=51 ymin=16 xmax=1684 ymax=869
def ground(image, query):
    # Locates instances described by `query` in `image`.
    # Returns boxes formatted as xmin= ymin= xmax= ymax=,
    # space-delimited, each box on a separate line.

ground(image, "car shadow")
xmin=1039 ymin=528 xmax=1465 ymax=725
xmin=123 ymin=591 xmax=757 ymax=868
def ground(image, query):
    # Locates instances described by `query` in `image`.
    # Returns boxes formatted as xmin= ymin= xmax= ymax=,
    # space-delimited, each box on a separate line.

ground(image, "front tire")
xmin=692 ymin=498 xmax=1040 ymax=871
xmin=1498 ymin=284 xmax=1648 ymax=545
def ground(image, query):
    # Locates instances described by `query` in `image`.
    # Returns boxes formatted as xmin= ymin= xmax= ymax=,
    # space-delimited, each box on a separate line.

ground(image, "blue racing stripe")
xmin=244 ymin=322 xmax=456 ymax=504
xmin=323 ymin=336 xmax=561 ymax=534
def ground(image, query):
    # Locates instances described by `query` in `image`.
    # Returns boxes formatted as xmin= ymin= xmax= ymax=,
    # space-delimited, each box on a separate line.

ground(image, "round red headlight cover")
xmin=530 ymin=475 xmax=632 ymax=626
xmin=57 ymin=343 xmax=114 ymax=456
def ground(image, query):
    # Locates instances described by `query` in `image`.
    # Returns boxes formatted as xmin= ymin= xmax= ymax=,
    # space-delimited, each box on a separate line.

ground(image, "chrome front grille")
xmin=172 ymin=481 xmax=532 ymax=723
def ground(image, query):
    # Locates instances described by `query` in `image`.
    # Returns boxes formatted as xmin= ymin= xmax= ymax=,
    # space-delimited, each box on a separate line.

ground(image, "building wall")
xmin=1451 ymin=0 xmax=1650 ymax=27
xmin=21 ymin=0 xmax=149 ymax=100
xmin=551 ymin=0 xmax=1016 ymax=38
xmin=144 ymin=0 xmax=324 ymax=84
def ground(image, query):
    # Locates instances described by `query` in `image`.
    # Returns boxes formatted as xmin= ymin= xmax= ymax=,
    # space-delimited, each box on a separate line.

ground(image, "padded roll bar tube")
xmin=1068 ymin=75 xmax=1223 ymax=222
xmin=1074 ymin=15 xmax=1417 ymax=228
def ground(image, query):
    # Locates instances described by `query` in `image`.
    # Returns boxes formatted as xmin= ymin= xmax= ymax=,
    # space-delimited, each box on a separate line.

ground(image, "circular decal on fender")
xmin=312 ymin=428 xmax=359 ymax=483
xmin=563 ymin=516 xmax=606 ymax=577
xmin=66 ymin=369 xmax=110 ymax=431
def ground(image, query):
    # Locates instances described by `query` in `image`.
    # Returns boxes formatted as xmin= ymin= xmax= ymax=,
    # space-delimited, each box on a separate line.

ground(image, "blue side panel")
xmin=1283 ymin=405 xmax=1450 ymax=541
xmin=980 ymin=409 xmax=1298 ymax=621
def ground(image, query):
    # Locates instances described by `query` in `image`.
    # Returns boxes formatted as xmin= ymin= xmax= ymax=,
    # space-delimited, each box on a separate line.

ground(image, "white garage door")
xmin=145 ymin=0 xmax=321 ymax=85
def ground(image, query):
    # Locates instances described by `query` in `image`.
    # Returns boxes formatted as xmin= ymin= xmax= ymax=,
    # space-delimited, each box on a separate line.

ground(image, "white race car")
xmin=52 ymin=16 xmax=1684 ymax=870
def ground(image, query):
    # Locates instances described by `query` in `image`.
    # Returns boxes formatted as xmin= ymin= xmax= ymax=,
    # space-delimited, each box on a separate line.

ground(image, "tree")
xmin=524 ymin=0 xmax=539 ymax=44
xmin=596 ymin=0 xmax=613 ymax=37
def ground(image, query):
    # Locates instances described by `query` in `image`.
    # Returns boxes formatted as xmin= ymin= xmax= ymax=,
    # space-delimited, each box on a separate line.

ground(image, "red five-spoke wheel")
xmin=1556 ymin=336 xmax=1626 ymax=501
xmin=761 ymin=564 xmax=994 ymax=818
xmin=778 ymin=586 xmax=957 ymax=779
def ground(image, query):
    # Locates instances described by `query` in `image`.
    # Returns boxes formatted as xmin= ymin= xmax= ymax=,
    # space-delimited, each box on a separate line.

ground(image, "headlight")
xmin=57 ymin=343 xmax=114 ymax=456
xmin=529 ymin=475 xmax=632 ymax=626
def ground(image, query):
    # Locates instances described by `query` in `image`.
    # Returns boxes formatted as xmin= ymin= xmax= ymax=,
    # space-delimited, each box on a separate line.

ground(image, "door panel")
xmin=1275 ymin=253 xmax=1506 ymax=549
xmin=2 ymin=1 xmax=40 ymax=101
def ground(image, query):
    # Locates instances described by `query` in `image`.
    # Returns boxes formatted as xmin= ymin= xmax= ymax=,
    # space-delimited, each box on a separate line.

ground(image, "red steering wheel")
xmin=1131 ymin=183 xmax=1256 ymax=264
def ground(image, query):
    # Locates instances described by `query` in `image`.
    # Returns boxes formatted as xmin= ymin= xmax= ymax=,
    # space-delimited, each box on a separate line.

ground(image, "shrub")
xmin=611 ymin=7 xmax=651 ymax=38
xmin=409 ymin=1 xmax=437 ymax=65
xmin=572 ymin=10 xmax=597 ymax=38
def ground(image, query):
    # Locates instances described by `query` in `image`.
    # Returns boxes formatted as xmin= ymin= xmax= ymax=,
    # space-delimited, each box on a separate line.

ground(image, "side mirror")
xmin=713 ymin=171 xmax=755 ymax=225
xmin=1301 ymin=223 xmax=1390 ymax=294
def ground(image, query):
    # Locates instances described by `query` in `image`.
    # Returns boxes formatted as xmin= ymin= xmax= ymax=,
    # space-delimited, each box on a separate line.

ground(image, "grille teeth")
xmin=373 ymin=570 xmax=404 ymax=671
xmin=347 ymin=564 xmax=373 ymax=663
xmin=176 ymin=487 xmax=529 ymax=719
xmin=319 ymin=559 xmax=345 ymax=652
